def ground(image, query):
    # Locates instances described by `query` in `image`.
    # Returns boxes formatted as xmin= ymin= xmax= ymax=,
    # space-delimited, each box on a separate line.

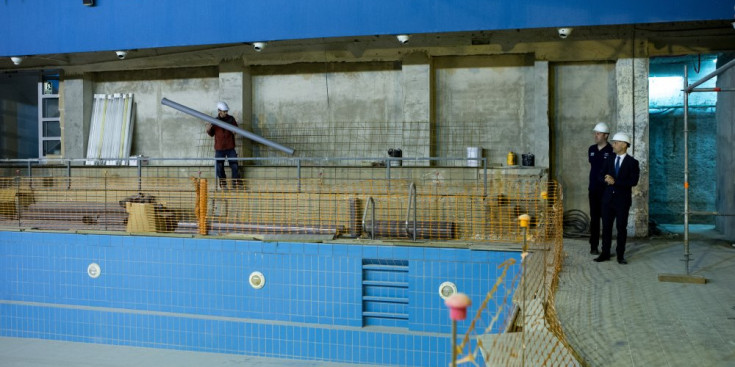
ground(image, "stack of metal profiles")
xmin=85 ymin=93 xmax=135 ymax=165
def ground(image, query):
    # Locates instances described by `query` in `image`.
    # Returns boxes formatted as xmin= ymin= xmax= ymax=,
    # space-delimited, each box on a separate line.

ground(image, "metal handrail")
xmin=361 ymin=196 xmax=376 ymax=240
xmin=405 ymin=182 xmax=417 ymax=242
xmin=0 ymin=157 xmax=498 ymax=197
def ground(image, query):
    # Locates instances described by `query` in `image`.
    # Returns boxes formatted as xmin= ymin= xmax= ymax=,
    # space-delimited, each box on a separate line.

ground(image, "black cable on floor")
xmin=563 ymin=209 xmax=590 ymax=238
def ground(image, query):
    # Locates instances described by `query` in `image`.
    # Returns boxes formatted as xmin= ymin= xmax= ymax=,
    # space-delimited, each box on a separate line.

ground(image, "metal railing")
xmin=0 ymin=156 xmax=551 ymax=197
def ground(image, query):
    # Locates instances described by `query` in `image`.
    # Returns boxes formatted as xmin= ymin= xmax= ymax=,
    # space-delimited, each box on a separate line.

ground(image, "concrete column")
xmin=401 ymin=52 xmax=432 ymax=166
xmin=532 ymin=61 xmax=550 ymax=168
xmin=715 ymin=54 xmax=735 ymax=240
xmin=219 ymin=60 xmax=253 ymax=157
xmin=616 ymin=58 xmax=649 ymax=237
xmin=62 ymin=74 xmax=93 ymax=159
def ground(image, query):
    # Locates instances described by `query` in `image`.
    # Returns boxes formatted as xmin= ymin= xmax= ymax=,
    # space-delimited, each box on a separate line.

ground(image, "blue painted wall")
xmin=0 ymin=231 xmax=521 ymax=366
xmin=0 ymin=1 xmax=730 ymax=56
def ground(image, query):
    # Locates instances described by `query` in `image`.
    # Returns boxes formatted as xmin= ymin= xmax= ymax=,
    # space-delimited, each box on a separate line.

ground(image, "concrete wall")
xmin=62 ymin=57 xmax=552 ymax=168
xmin=716 ymin=54 xmax=735 ymax=241
xmin=249 ymin=54 xmax=549 ymax=168
xmin=251 ymin=63 xmax=404 ymax=160
xmin=551 ymin=62 xmax=617 ymax=219
xmin=434 ymin=55 xmax=538 ymax=166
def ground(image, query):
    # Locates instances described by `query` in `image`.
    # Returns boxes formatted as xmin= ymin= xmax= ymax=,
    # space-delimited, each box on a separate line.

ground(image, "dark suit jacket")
xmin=599 ymin=154 xmax=640 ymax=208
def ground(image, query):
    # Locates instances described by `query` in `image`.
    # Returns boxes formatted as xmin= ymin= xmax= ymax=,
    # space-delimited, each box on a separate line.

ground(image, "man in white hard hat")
xmin=206 ymin=101 xmax=240 ymax=189
xmin=594 ymin=132 xmax=640 ymax=264
xmin=588 ymin=122 xmax=613 ymax=255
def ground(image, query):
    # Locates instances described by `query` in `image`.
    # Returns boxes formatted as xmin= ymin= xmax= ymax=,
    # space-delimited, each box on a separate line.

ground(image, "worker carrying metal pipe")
xmin=206 ymin=101 xmax=241 ymax=189
xmin=161 ymin=97 xmax=295 ymax=155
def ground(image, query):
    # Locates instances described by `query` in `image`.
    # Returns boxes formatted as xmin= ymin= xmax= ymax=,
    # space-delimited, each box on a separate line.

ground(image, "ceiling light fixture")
xmin=253 ymin=42 xmax=267 ymax=52
xmin=558 ymin=28 xmax=573 ymax=39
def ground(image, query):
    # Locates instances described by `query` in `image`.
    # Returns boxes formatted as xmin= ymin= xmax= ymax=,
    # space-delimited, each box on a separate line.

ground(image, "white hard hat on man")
xmin=217 ymin=101 xmax=229 ymax=111
xmin=611 ymin=132 xmax=631 ymax=145
xmin=592 ymin=122 xmax=610 ymax=134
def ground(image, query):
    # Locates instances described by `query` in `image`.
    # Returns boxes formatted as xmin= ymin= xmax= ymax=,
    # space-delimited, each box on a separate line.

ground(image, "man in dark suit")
xmin=594 ymin=132 xmax=640 ymax=264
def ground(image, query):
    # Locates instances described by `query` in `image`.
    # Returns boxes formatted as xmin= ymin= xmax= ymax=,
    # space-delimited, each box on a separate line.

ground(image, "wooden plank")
xmin=658 ymin=273 xmax=707 ymax=284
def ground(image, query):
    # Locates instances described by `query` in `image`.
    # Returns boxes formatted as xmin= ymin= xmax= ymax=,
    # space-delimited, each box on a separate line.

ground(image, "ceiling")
xmin=2 ymin=20 xmax=734 ymax=74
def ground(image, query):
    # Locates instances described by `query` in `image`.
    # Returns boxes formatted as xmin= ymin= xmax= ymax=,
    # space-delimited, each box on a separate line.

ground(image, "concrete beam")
xmin=218 ymin=60 xmax=253 ymax=158
xmin=62 ymin=74 xmax=93 ymax=159
xmin=401 ymin=52 xmax=431 ymax=164
xmin=616 ymin=58 xmax=650 ymax=237
xmin=532 ymin=61 xmax=550 ymax=168
xmin=715 ymin=54 xmax=735 ymax=241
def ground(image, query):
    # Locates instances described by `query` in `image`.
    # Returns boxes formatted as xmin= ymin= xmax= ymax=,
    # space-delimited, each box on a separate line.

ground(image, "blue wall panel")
xmin=0 ymin=231 xmax=521 ymax=366
xmin=0 ymin=0 xmax=730 ymax=56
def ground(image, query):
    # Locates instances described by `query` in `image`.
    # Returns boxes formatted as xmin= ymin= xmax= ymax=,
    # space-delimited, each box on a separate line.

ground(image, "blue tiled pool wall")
xmin=0 ymin=232 xmax=521 ymax=366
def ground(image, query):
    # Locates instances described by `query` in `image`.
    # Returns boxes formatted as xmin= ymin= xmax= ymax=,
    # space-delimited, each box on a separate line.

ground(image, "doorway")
xmin=648 ymin=55 xmax=718 ymax=228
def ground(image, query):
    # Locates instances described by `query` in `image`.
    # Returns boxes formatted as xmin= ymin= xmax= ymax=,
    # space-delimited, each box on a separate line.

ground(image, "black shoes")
xmin=593 ymin=256 xmax=627 ymax=264
xmin=590 ymin=249 xmax=600 ymax=255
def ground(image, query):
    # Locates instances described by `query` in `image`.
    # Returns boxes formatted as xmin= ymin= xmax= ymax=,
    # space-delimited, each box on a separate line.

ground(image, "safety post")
xmin=518 ymin=213 xmax=531 ymax=366
xmin=445 ymin=293 xmax=471 ymax=367
xmin=198 ymin=178 xmax=208 ymax=235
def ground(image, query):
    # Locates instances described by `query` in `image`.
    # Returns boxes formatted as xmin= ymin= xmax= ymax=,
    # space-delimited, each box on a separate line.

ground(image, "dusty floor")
xmin=555 ymin=225 xmax=735 ymax=366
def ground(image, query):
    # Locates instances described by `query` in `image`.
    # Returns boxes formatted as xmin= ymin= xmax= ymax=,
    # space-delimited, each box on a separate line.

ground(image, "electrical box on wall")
xmin=83 ymin=0 xmax=94 ymax=6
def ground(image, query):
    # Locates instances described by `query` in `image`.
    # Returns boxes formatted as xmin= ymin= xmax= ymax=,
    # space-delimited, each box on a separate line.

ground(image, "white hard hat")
xmin=217 ymin=101 xmax=229 ymax=111
xmin=611 ymin=132 xmax=631 ymax=144
xmin=593 ymin=122 xmax=610 ymax=133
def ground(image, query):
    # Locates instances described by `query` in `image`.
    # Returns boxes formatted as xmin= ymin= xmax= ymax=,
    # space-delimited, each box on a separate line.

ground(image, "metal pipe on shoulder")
xmin=161 ymin=98 xmax=295 ymax=155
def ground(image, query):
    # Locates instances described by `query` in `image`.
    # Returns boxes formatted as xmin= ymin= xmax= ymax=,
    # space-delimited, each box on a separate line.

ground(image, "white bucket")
xmin=128 ymin=155 xmax=149 ymax=166
xmin=467 ymin=147 xmax=482 ymax=167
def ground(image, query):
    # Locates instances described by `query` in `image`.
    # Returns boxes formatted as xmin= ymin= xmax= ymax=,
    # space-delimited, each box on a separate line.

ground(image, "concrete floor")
xmin=555 ymin=225 xmax=735 ymax=367
xmin=2 ymin=225 xmax=733 ymax=366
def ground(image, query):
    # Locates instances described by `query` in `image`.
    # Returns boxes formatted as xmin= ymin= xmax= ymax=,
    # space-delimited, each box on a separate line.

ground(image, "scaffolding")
xmin=660 ymin=58 xmax=735 ymax=283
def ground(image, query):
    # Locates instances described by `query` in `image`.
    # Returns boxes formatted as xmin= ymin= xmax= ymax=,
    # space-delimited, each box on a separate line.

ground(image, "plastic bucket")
xmin=388 ymin=148 xmax=402 ymax=167
xmin=522 ymin=153 xmax=535 ymax=167
xmin=467 ymin=147 xmax=482 ymax=167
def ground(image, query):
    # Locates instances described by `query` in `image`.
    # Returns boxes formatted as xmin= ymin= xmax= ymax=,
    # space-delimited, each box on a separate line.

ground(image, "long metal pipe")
xmin=689 ymin=211 xmax=735 ymax=216
xmin=177 ymin=222 xmax=338 ymax=235
xmin=683 ymin=66 xmax=691 ymax=275
xmin=685 ymin=58 xmax=735 ymax=93
xmin=161 ymin=98 xmax=295 ymax=155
